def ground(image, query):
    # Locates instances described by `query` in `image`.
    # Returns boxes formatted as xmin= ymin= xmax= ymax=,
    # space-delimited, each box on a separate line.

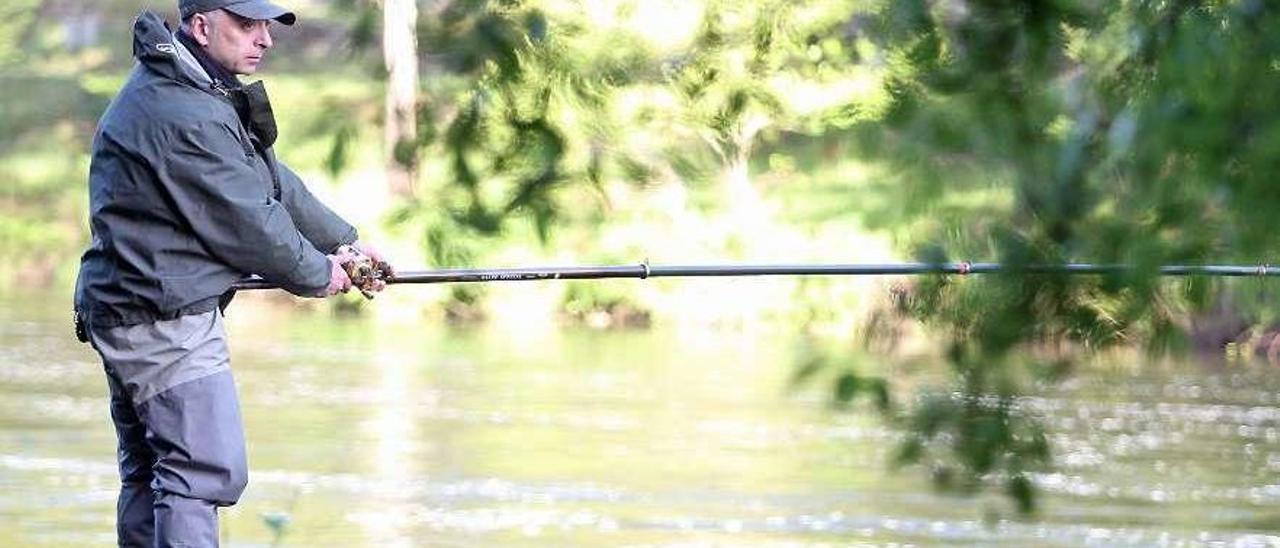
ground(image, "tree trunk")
xmin=724 ymin=152 xmax=763 ymax=226
xmin=383 ymin=0 xmax=418 ymax=198
xmin=722 ymin=117 xmax=769 ymax=229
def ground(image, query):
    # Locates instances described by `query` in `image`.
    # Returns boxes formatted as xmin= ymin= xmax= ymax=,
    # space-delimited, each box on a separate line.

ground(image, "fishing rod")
xmin=231 ymin=260 xmax=1280 ymax=293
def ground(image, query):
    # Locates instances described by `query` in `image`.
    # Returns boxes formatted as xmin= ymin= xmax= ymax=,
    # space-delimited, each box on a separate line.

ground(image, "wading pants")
xmin=89 ymin=309 xmax=247 ymax=548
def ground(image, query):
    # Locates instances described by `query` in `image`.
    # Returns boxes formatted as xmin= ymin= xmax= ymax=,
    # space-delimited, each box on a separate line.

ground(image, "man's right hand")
xmin=322 ymin=253 xmax=354 ymax=296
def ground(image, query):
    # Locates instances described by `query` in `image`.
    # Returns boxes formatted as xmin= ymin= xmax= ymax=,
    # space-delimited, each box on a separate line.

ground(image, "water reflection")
xmin=2 ymin=290 xmax=1279 ymax=546
xmin=362 ymin=332 xmax=418 ymax=546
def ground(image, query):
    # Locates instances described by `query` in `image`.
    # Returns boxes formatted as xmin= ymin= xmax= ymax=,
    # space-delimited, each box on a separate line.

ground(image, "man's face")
xmin=190 ymin=9 xmax=274 ymax=75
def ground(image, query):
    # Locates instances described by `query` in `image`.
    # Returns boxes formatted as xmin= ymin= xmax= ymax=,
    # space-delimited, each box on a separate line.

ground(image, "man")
xmin=73 ymin=1 xmax=389 ymax=545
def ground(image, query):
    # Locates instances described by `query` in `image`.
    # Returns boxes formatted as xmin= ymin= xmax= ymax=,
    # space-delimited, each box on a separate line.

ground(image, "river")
xmin=2 ymin=288 xmax=1278 ymax=546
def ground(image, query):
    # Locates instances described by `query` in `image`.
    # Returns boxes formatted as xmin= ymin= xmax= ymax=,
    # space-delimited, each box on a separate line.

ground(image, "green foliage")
xmin=360 ymin=0 xmax=601 ymax=246
xmin=260 ymin=511 xmax=291 ymax=547
xmin=870 ymin=0 xmax=1280 ymax=266
xmin=835 ymin=0 xmax=1280 ymax=514
xmin=893 ymin=388 xmax=1049 ymax=514
xmin=398 ymin=0 xmax=1255 ymax=513
xmin=789 ymin=342 xmax=891 ymax=413
xmin=560 ymin=280 xmax=650 ymax=328
xmin=0 ymin=72 xmax=107 ymax=278
xmin=613 ymin=0 xmax=886 ymax=212
xmin=390 ymin=0 xmax=883 ymax=241
xmin=0 ymin=75 xmax=110 ymax=153
xmin=0 ymin=0 xmax=39 ymax=65
xmin=324 ymin=122 xmax=356 ymax=179
xmin=330 ymin=0 xmax=381 ymax=55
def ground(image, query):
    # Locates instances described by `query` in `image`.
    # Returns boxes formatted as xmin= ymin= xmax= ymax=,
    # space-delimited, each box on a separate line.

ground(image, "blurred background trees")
xmin=5 ymin=0 xmax=1280 ymax=515
xmin=858 ymin=0 xmax=1280 ymax=512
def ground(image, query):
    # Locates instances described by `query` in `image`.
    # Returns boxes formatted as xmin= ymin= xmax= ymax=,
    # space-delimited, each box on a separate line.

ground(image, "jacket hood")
xmin=131 ymin=11 xmax=211 ymax=88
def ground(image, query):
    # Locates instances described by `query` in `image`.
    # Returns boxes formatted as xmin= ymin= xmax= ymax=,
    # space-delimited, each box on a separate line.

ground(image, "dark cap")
xmin=179 ymin=0 xmax=297 ymax=26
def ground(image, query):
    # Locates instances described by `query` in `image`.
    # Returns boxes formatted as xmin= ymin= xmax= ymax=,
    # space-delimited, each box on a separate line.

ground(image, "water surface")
xmin=2 ymin=289 xmax=1279 ymax=546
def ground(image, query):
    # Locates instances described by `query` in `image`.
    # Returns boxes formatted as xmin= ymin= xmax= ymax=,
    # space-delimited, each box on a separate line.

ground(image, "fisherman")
xmin=73 ymin=1 xmax=390 ymax=545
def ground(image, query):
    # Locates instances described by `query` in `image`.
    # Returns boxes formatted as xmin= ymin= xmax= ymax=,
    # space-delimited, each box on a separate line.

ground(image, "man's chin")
xmin=236 ymin=61 xmax=263 ymax=75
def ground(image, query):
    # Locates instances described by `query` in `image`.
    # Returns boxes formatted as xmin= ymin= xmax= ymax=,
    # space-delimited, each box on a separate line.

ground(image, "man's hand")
xmin=352 ymin=240 xmax=393 ymax=272
xmin=322 ymin=253 xmax=354 ymax=296
xmin=351 ymin=240 xmax=394 ymax=293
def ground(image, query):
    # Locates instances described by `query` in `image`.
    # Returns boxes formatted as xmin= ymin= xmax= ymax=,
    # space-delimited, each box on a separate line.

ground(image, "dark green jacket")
xmin=75 ymin=11 xmax=356 ymax=327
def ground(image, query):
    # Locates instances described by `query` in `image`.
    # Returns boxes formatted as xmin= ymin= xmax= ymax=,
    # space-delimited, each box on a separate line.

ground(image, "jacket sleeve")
xmin=276 ymin=161 xmax=359 ymax=253
xmin=159 ymin=120 xmax=331 ymax=296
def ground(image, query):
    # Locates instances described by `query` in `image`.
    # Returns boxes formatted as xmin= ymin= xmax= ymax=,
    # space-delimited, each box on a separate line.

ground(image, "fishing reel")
xmin=336 ymin=245 xmax=393 ymax=299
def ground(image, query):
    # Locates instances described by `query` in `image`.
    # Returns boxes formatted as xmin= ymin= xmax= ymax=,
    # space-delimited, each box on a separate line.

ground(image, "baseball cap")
xmin=179 ymin=0 xmax=297 ymax=26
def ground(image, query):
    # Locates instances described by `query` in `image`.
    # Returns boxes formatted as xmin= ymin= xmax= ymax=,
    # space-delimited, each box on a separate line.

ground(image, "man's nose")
xmin=257 ymin=27 xmax=273 ymax=49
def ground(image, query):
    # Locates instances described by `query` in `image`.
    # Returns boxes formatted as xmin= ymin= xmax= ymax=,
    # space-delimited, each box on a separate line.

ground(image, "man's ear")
xmin=189 ymin=13 xmax=212 ymax=46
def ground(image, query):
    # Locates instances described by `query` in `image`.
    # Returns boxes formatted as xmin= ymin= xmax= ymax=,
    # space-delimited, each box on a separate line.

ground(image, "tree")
xmin=415 ymin=0 xmax=896 ymax=257
xmin=843 ymin=0 xmax=1280 ymax=514
xmin=382 ymin=0 xmax=419 ymax=198
xmin=647 ymin=0 xmax=878 ymax=225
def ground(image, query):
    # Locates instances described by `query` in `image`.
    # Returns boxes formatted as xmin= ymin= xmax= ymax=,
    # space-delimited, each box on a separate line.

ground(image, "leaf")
xmin=865 ymin=377 xmax=892 ymax=412
xmin=1006 ymin=474 xmax=1037 ymax=515
xmin=324 ymin=125 xmax=355 ymax=179
xmin=833 ymin=372 xmax=861 ymax=406
xmin=893 ymin=437 xmax=924 ymax=467
xmin=789 ymin=356 xmax=825 ymax=390
xmin=347 ymin=6 xmax=379 ymax=55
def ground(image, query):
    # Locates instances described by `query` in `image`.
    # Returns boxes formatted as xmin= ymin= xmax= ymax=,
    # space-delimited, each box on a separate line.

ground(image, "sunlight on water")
xmin=2 ymin=290 xmax=1280 ymax=546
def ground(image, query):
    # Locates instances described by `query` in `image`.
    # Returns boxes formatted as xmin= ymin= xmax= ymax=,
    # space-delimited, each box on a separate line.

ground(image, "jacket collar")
xmin=131 ymin=11 xmax=217 ymax=93
xmin=174 ymin=28 xmax=243 ymax=93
